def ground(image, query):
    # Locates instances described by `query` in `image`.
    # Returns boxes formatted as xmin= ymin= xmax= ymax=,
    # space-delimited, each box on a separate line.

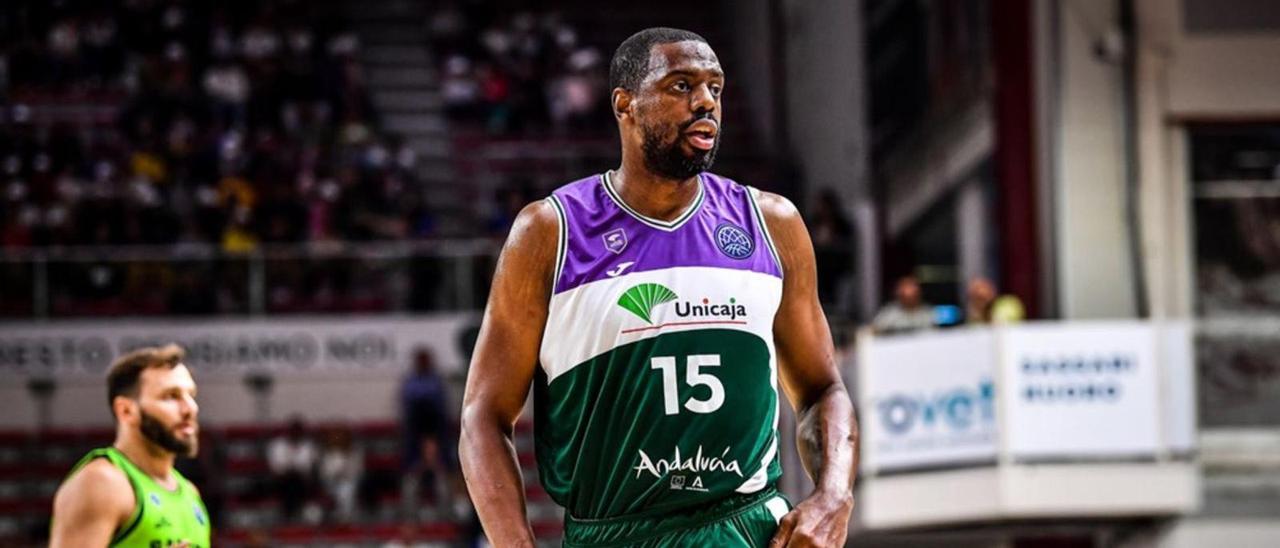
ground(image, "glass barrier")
xmin=0 ymin=241 xmax=501 ymax=319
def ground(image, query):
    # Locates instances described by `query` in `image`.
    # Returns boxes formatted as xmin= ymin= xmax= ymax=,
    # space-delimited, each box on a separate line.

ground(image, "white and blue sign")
xmin=859 ymin=329 xmax=999 ymax=473
xmin=858 ymin=321 xmax=1191 ymax=477
xmin=1000 ymin=323 xmax=1161 ymax=459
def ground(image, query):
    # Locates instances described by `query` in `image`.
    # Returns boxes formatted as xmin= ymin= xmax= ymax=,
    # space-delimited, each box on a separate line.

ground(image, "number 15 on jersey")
xmin=650 ymin=355 xmax=725 ymax=415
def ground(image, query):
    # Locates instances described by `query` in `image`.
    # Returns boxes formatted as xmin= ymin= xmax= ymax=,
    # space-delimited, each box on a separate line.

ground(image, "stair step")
xmin=361 ymin=45 xmax=432 ymax=66
xmin=414 ymin=158 xmax=454 ymax=173
xmin=405 ymin=136 xmax=452 ymax=157
xmin=358 ymin=26 xmax=425 ymax=46
xmin=383 ymin=114 xmax=447 ymax=135
xmin=417 ymin=166 xmax=457 ymax=185
xmin=373 ymin=90 xmax=443 ymax=111
xmin=346 ymin=3 xmax=426 ymax=22
xmin=368 ymin=67 xmax=437 ymax=88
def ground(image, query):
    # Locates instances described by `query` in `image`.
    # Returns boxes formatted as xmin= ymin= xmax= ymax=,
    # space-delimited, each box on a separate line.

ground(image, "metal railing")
xmin=0 ymin=240 xmax=503 ymax=320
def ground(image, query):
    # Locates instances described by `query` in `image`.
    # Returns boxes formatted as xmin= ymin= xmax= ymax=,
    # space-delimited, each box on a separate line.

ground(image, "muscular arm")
xmin=757 ymin=191 xmax=858 ymax=546
xmin=50 ymin=459 xmax=135 ymax=548
xmin=459 ymin=201 xmax=558 ymax=547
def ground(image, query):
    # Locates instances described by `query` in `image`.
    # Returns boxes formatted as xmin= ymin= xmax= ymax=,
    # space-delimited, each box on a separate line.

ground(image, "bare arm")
xmin=459 ymin=201 xmax=558 ymax=547
xmin=49 ymin=459 xmax=135 ymax=548
xmin=757 ymin=191 xmax=858 ymax=547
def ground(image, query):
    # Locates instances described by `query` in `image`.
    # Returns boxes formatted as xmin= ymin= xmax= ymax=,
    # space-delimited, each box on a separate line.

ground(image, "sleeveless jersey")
xmin=63 ymin=448 xmax=211 ymax=547
xmin=536 ymin=171 xmax=784 ymax=520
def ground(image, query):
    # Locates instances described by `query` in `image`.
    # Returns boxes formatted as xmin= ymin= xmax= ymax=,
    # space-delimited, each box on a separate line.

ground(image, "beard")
xmin=641 ymin=117 xmax=720 ymax=181
xmin=139 ymin=409 xmax=198 ymax=457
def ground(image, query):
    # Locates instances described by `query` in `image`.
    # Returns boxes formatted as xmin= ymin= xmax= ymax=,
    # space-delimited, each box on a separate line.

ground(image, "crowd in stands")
xmin=0 ymin=0 xmax=434 ymax=253
xmin=0 ymin=1 xmax=461 ymax=316
xmin=871 ymin=273 xmax=1025 ymax=335
xmin=427 ymin=3 xmax=609 ymax=134
xmin=0 ymin=1 xmax=795 ymax=321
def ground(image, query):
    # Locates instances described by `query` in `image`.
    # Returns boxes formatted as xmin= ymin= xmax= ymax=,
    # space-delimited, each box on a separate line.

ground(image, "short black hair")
xmin=107 ymin=344 xmax=185 ymax=413
xmin=609 ymin=27 xmax=709 ymax=92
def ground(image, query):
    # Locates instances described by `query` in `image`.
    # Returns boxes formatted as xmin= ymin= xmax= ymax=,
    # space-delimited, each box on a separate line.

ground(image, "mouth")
xmin=683 ymin=119 xmax=719 ymax=151
xmin=176 ymin=423 xmax=198 ymax=437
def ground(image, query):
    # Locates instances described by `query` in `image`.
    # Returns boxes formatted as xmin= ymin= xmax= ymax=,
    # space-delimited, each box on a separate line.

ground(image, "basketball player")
xmin=460 ymin=28 xmax=857 ymax=547
xmin=50 ymin=344 xmax=211 ymax=547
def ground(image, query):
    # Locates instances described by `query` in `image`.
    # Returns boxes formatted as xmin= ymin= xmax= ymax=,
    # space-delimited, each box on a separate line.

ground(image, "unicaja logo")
xmin=617 ymin=284 xmax=749 ymax=325
xmin=617 ymin=283 xmax=679 ymax=324
xmin=676 ymin=297 xmax=747 ymax=321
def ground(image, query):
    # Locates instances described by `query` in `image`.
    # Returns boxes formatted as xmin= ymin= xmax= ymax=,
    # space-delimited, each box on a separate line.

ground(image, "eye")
xmin=710 ymin=83 xmax=723 ymax=97
xmin=673 ymin=80 xmax=691 ymax=93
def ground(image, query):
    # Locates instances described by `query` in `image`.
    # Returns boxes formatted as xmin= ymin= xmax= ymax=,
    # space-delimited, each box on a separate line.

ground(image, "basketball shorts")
xmin=562 ymin=488 xmax=791 ymax=547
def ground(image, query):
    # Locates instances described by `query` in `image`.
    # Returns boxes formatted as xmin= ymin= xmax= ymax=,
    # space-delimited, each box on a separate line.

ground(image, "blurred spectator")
xmin=0 ymin=0 xmax=422 ymax=257
xmin=317 ymin=424 xmax=365 ymax=522
xmin=176 ymin=429 xmax=228 ymax=529
xmin=401 ymin=348 xmax=451 ymax=513
xmin=965 ymin=276 xmax=1025 ymax=324
xmin=872 ymin=275 xmax=935 ymax=334
xmin=487 ymin=184 xmax=531 ymax=237
xmin=547 ymin=42 xmax=605 ymax=132
xmin=0 ymin=0 xmax=626 ymax=317
xmin=427 ymin=6 xmax=608 ymax=135
xmin=168 ymin=268 xmax=219 ymax=314
xmin=221 ymin=205 xmax=260 ymax=253
xmin=203 ymin=56 xmax=251 ymax=128
xmin=442 ymin=54 xmax=482 ymax=121
xmin=810 ymin=189 xmax=856 ymax=312
xmin=267 ymin=416 xmax=317 ymax=520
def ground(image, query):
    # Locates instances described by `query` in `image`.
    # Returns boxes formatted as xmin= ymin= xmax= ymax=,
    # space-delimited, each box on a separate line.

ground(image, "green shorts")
xmin=562 ymin=489 xmax=791 ymax=547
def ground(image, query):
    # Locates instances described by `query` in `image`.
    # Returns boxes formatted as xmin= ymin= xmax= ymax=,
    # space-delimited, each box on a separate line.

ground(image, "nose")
xmin=691 ymin=82 xmax=716 ymax=115
xmin=183 ymin=393 xmax=199 ymax=418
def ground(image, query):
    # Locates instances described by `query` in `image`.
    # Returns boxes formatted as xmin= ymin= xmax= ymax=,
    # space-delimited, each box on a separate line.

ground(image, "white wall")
xmin=780 ymin=0 xmax=868 ymax=204
xmin=1053 ymin=0 xmax=1139 ymax=319
xmin=779 ymin=0 xmax=875 ymax=316
xmin=1132 ymin=3 xmax=1194 ymax=321
xmin=722 ymin=0 xmax=778 ymax=153
xmin=1166 ymin=37 xmax=1280 ymax=117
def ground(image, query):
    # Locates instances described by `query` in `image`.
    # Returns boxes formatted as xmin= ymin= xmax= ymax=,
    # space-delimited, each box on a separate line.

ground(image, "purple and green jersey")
xmin=536 ymin=171 xmax=784 ymax=520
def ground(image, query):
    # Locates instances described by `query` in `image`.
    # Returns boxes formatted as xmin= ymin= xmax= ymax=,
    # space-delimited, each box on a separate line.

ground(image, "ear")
xmin=612 ymin=88 xmax=633 ymax=122
xmin=112 ymin=396 xmax=137 ymax=424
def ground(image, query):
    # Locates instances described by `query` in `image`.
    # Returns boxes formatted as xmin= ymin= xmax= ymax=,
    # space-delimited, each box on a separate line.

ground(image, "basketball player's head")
xmin=610 ymin=27 xmax=723 ymax=181
xmin=107 ymin=344 xmax=199 ymax=457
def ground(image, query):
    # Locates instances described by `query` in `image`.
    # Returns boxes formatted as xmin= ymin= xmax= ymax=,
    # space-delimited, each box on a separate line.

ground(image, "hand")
xmin=768 ymin=490 xmax=854 ymax=547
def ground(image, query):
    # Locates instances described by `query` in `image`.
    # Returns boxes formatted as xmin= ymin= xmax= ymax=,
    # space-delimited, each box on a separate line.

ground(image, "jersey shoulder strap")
xmin=66 ymin=447 xmax=146 ymax=545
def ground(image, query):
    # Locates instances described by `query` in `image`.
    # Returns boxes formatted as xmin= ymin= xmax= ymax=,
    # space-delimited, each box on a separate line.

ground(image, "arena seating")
xmin=1 ymin=0 xmax=771 ymax=545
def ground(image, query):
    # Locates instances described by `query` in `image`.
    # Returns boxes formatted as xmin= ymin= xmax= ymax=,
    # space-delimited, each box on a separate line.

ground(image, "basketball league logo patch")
xmin=715 ymin=223 xmax=754 ymax=259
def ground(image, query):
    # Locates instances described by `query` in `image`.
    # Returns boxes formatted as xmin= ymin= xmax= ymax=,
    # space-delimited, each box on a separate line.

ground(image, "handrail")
xmin=0 ymin=239 xmax=505 ymax=319
xmin=0 ymin=239 xmax=503 ymax=263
